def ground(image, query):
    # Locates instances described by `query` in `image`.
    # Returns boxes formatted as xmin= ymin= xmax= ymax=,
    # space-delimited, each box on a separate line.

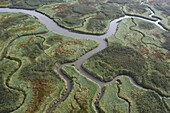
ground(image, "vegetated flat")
xmin=117 ymin=76 xmax=168 ymax=113
xmin=99 ymin=81 xmax=129 ymax=113
xmin=0 ymin=12 xmax=98 ymax=113
xmin=7 ymin=0 xmax=66 ymax=9
xmin=0 ymin=12 xmax=48 ymax=56
xmin=37 ymin=0 xmax=158 ymax=34
xmin=0 ymin=58 xmax=24 ymax=113
xmin=147 ymin=0 xmax=170 ymax=30
xmin=83 ymin=18 xmax=170 ymax=97
xmin=37 ymin=0 xmax=124 ymax=34
xmin=99 ymin=76 xmax=168 ymax=113
xmin=54 ymin=65 xmax=99 ymax=113
xmin=0 ymin=0 xmax=170 ymax=113
xmin=0 ymin=0 xmax=10 ymax=6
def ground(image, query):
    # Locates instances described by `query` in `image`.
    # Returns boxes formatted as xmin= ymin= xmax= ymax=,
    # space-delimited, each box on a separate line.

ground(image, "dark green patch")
xmin=72 ymin=4 xmax=97 ymax=15
xmin=10 ymin=0 xmax=65 ymax=9
xmin=161 ymin=32 xmax=170 ymax=50
xmin=0 ymin=59 xmax=22 ymax=113
xmin=83 ymin=44 xmax=147 ymax=81
xmin=126 ymin=4 xmax=148 ymax=14
xmin=138 ymin=21 xmax=155 ymax=30
xmin=135 ymin=91 xmax=167 ymax=113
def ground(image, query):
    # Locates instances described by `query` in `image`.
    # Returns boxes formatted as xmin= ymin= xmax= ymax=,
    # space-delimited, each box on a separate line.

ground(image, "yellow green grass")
xmin=99 ymin=81 xmax=129 ymax=113
xmin=118 ymin=76 xmax=168 ymax=113
xmin=37 ymin=1 xmax=124 ymax=34
xmin=0 ymin=12 xmax=98 ymax=113
xmin=54 ymin=65 xmax=100 ymax=113
xmin=83 ymin=18 xmax=170 ymax=96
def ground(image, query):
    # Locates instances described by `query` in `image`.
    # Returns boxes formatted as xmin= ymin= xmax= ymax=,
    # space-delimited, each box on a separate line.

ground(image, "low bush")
xmin=86 ymin=18 xmax=107 ymax=33
xmin=72 ymin=4 xmax=97 ymax=15
xmin=100 ymin=3 xmax=123 ymax=19
xmin=126 ymin=4 xmax=148 ymax=14
xmin=119 ymin=76 xmax=168 ymax=113
xmin=155 ymin=5 xmax=170 ymax=16
xmin=55 ymin=8 xmax=73 ymax=18
xmin=107 ymin=0 xmax=136 ymax=4
xmin=62 ymin=16 xmax=83 ymax=26
xmin=135 ymin=91 xmax=167 ymax=113
xmin=10 ymin=0 xmax=65 ymax=9
xmin=0 ymin=59 xmax=22 ymax=113
xmin=55 ymin=65 xmax=99 ymax=113
xmin=138 ymin=21 xmax=155 ymax=30
xmin=83 ymin=44 xmax=147 ymax=81
xmin=161 ymin=32 xmax=170 ymax=50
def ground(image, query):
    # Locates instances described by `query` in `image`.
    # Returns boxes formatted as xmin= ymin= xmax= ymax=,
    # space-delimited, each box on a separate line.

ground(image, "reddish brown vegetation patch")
xmin=74 ymin=88 xmax=89 ymax=112
xmin=52 ymin=3 xmax=69 ymax=12
xmin=19 ymin=25 xmax=38 ymax=32
xmin=53 ymin=40 xmax=83 ymax=56
xmin=152 ymin=49 xmax=166 ymax=59
xmin=17 ymin=38 xmax=35 ymax=49
xmin=26 ymin=80 xmax=55 ymax=113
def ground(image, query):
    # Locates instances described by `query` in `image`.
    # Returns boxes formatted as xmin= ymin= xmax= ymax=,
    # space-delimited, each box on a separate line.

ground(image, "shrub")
xmin=83 ymin=44 xmax=147 ymax=81
xmin=10 ymin=0 xmax=65 ymax=9
xmin=126 ymin=4 xmax=147 ymax=14
xmin=72 ymin=4 xmax=97 ymax=15
xmin=138 ymin=21 xmax=155 ymax=30
xmin=161 ymin=32 xmax=170 ymax=50
xmin=0 ymin=59 xmax=22 ymax=113
xmin=86 ymin=18 xmax=107 ymax=32
xmin=63 ymin=16 xmax=83 ymax=26
xmin=100 ymin=3 xmax=123 ymax=19
xmin=135 ymin=91 xmax=167 ymax=113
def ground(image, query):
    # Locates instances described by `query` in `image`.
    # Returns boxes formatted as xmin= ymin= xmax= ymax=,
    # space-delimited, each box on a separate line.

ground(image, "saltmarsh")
xmin=54 ymin=65 xmax=99 ymax=113
xmin=0 ymin=12 xmax=98 ymax=113
xmin=99 ymin=80 xmax=129 ymax=113
xmin=118 ymin=76 xmax=168 ymax=113
xmin=83 ymin=18 xmax=170 ymax=96
xmin=0 ymin=59 xmax=23 ymax=113
xmin=37 ymin=0 xmax=125 ymax=34
xmin=0 ymin=12 xmax=48 ymax=58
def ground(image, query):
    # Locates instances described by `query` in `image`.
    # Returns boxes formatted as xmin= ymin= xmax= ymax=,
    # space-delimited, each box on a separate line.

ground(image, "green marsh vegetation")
xmin=163 ymin=97 xmax=170 ymax=111
xmin=36 ymin=0 xmax=156 ymax=34
xmin=1 ymin=0 xmax=152 ymax=34
xmin=6 ymin=33 xmax=97 ymax=112
xmin=107 ymin=0 xmax=137 ymax=4
xmin=37 ymin=0 xmax=125 ymax=34
xmin=107 ymin=0 xmax=152 ymax=20
xmin=118 ymin=76 xmax=168 ymax=113
xmin=99 ymin=81 xmax=129 ymax=113
xmin=125 ymin=4 xmax=148 ymax=14
xmin=0 ymin=17 xmax=64 ymax=113
xmin=83 ymin=18 xmax=170 ymax=97
xmin=137 ymin=21 xmax=155 ymax=30
xmin=83 ymin=44 xmax=147 ymax=82
xmin=123 ymin=2 xmax=150 ymax=18
xmin=0 ymin=13 xmax=48 ymax=57
xmin=0 ymin=0 xmax=170 ymax=112
xmin=0 ymin=59 xmax=24 ymax=113
xmin=43 ymin=33 xmax=98 ymax=63
xmin=148 ymin=0 xmax=170 ymax=30
xmin=0 ymin=12 xmax=98 ymax=113
xmin=54 ymin=65 xmax=99 ymax=113
xmin=161 ymin=31 xmax=170 ymax=51
xmin=0 ymin=0 xmax=10 ymax=6
xmin=99 ymin=76 xmax=168 ymax=113
xmin=9 ymin=0 xmax=65 ymax=9
xmin=98 ymin=76 xmax=169 ymax=113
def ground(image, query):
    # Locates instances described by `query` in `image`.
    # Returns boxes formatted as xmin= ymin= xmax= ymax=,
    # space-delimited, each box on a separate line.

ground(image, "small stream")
xmin=0 ymin=3 xmax=167 ymax=113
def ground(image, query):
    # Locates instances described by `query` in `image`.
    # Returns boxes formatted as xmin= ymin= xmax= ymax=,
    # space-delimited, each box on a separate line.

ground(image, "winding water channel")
xmin=0 ymin=3 xmax=167 ymax=113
